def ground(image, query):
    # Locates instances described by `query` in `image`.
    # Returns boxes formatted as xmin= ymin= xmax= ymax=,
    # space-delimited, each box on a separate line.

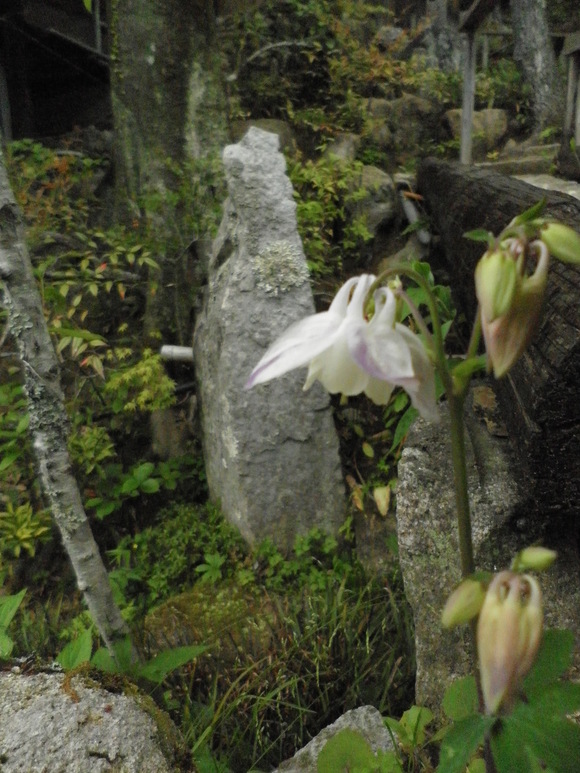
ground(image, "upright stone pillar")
xmin=194 ymin=127 xmax=345 ymax=552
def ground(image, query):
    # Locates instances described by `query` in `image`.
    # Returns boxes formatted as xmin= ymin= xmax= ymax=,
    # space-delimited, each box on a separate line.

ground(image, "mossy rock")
xmin=143 ymin=582 xmax=281 ymax=667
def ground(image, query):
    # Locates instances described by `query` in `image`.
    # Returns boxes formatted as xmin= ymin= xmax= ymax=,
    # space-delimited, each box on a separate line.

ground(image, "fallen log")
xmin=417 ymin=158 xmax=580 ymax=527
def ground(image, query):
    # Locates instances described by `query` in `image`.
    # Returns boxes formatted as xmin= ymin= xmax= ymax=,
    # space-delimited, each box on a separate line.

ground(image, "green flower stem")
xmin=371 ymin=264 xmax=476 ymax=578
xmin=448 ymin=389 xmax=475 ymax=578
xmin=466 ymin=306 xmax=482 ymax=362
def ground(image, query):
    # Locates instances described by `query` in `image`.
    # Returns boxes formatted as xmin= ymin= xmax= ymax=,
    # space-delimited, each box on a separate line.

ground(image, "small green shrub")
xmin=109 ymin=502 xmax=246 ymax=609
xmin=0 ymin=501 xmax=51 ymax=562
xmin=288 ymin=153 xmax=372 ymax=276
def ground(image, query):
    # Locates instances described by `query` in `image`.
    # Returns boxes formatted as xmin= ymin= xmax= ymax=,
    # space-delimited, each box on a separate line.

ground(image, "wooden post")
xmin=563 ymin=33 xmax=580 ymax=147
xmin=458 ymin=0 xmax=498 ymax=165
xmin=0 ymin=63 xmax=11 ymax=143
xmin=481 ymin=33 xmax=489 ymax=69
xmin=576 ymin=65 xmax=580 ymax=148
xmin=460 ymin=30 xmax=476 ymax=164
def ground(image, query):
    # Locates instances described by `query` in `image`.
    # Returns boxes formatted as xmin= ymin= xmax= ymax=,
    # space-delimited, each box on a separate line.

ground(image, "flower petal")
xmin=347 ymin=290 xmax=415 ymax=381
xmin=245 ymin=313 xmax=343 ymax=388
xmin=245 ymin=276 xmax=366 ymax=390
xmin=363 ymin=377 xmax=395 ymax=405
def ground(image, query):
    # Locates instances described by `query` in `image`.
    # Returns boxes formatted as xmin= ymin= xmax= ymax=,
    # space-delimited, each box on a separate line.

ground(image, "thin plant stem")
xmin=448 ymin=390 xmax=475 ymax=579
xmin=372 ymin=264 xmax=477 ymax=576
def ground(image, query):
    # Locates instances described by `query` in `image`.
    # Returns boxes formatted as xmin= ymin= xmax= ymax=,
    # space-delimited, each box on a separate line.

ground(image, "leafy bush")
xmin=109 ymin=502 xmax=246 ymax=609
xmin=288 ymin=153 xmax=372 ymax=276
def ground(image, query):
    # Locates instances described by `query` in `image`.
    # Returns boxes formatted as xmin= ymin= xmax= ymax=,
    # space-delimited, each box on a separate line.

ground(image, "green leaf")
xmin=57 ymin=628 xmax=93 ymax=670
xmin=437 ymin=715 xmax=494 ymax=773
xmin=0 ymin=630 xmax=14 ymax=658
xmin=91 ymin=646 xmax=117 ymax=673
xmin=139 ymin=477 xmax=160 ymax=494
xmin=502 ymin=705 xmax=580 ymax=773
xmin=15 ymin=414 xmax=30 ymax=434
xmin=139 ymin=644 xmax=208 ymax=685
xmin=96 ymin=501 xmax=117 ymax=519
xmin=362 ymin=441 xmax=374 ymax=458
xmin=527 ymin=681 xmax=580 ymax=716
xmin=384 ymin=717 xmax=410 ymax=748
xmin=490 ymin=720 xmax=531 ymax=773
xmin=390 ymin=407 xmax=418 ymax=454
xmin=0 ymin=451 xmax=19 ymax=472
xmin=391 ymin=392 xmax=409 ymax=413
xmin=0 ymin=588 xmax=26 ymax=630
xmin=463 ymin=229 xmax=493 ymax=244
xmin=443 ymin=676 xmax=479 ymax=721
xmin=510 ymin=199 xmax=546 ymax=226
xmin=317 ymin=728 xmax=377 ymax=773
xmin=375 ymin=749 xmax=404 ymax=772
xmin=51 ymin=326 xmax=106 ymax=343
xmin=400 ymin=705 xmax=433 ymax=747
xmin=410 ymin=260 xmax=434 ymax=284
xmin=132 ymin=462 xmax=155 ymax=484
xmin=120 ymin=477 xmax=140 ymax=495
xmin=522 ymin=629 xmax=574 ymax=697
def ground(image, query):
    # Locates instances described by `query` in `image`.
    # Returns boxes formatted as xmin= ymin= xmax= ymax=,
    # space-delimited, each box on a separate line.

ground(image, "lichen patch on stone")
xmin=252 ymin=241 xmax=309 ymax=295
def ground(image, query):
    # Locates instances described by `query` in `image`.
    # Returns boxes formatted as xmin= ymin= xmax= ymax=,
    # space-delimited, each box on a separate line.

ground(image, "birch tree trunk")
xmin=0 ymin=147 xmax=132 ymax=659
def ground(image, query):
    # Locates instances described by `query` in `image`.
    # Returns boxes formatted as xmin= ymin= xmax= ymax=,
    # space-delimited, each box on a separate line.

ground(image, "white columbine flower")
xmin=245 ymin=274 xmax=438 ymax=421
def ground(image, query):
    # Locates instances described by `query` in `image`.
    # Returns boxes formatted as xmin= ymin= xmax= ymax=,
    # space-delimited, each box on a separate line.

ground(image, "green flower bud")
xmin=479 ymin=241 xmax=549 ymax=378
xmin=541 ymin=222 xmax=580 ymax=265
xmin=477 ymin=571 xmax=543 ymax=714
xmin=511 ymin=546 xmax=557 ymax=573
xmin=442 ymin=578 xmax=486 ymax=628
xmin=475 ymin=249 xmax=518 ymax=323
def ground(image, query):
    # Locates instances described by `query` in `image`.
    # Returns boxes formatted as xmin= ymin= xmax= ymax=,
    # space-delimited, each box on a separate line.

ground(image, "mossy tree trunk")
xmin=509 ymin=0 xmax=565 ymax=131
xmin=109 ymin=0 xmax=229 ymax=344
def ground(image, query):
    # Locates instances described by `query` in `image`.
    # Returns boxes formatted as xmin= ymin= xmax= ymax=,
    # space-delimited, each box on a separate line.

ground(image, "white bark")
xmin=0 ymin=147 xmax=133 ymax=658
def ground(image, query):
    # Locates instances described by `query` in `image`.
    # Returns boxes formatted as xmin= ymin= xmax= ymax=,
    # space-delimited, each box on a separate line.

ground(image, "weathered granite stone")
xmin=194 ymin=127 xmax=345 ymax=552
xmin=0 ymin=671 xmax=187 ymax=773
xmin=443 ymin=108 xmax=508 ymax=159
xmin=396 ymin=387 xmax=580 ymax=715
xmin=274 ymin=706 xmax=395 ymax=772
xmin=322 ymin=132 xmax=361 ymax=163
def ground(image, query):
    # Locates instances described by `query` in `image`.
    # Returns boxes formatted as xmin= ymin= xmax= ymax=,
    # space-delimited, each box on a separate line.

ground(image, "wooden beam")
xmin=417 ymin=157 xmax=580 ymax=521
xmin=563 ymin=31 xmax=580 ymax=57
xmin=459 ymin=0 xmax=498 ymax=33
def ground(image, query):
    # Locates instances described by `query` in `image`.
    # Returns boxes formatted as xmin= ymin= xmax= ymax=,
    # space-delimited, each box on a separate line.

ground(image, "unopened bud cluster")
xmin=474 ymin=216 xmax=580 ymax=379
xmin=477 ymin=571 xmax=543 ymax=714
xmin=442 ymin=547 xmax=553 ymax=715
xmin=475 ymin=239 xmax=549 ymax=378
